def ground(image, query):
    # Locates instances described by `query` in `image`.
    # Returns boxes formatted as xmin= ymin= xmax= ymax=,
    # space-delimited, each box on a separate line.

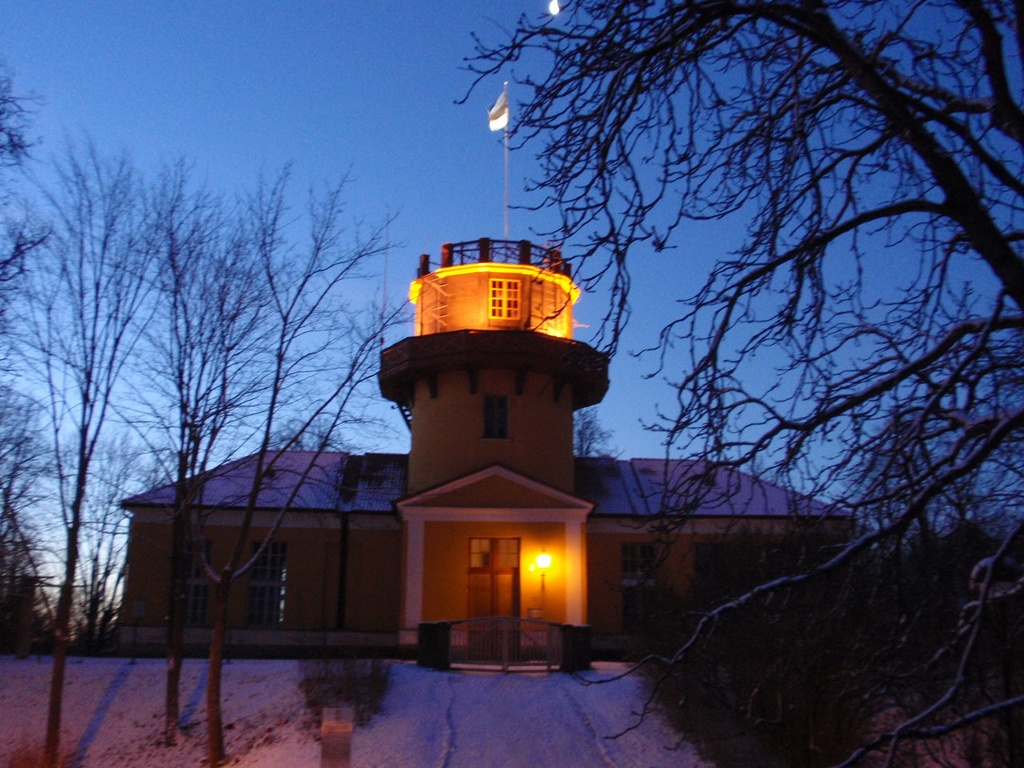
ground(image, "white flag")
xmin=488 ymin=89 xmax=509 ymax=131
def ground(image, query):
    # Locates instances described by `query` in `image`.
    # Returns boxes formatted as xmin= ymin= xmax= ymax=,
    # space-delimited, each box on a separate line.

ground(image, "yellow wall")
xmin=345 ymin=523 xmax=402 ymax=631
xmin=123 ymin=519 xmax=174 ymax=626
xmin=413 ymin=263 xmax=576 ymax=338
xmin=408 ymin=368 xmax=575 ymax=493
xmin=586 ymin=530 xmax=688 ymax=636
xmin=586 ymin=518 xmax=846 ymax=635
xmin=123 ymin=515 xmax=403 ymax=633
xmin=419 ymin=520 xmax=569 ymax=623
xmin=125 ymin=511 xmax=841 ymax=640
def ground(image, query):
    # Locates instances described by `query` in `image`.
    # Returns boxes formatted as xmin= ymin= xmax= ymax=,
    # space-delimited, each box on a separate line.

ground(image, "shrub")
xmin=641 ymin=524 xmax=1024 ymax=767
xmin=300 ymin=657 xmax=391 ymax=727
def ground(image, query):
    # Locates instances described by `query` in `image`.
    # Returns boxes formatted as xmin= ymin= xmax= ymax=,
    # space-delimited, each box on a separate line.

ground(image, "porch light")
xmin=535 ymin=551 xmax=552 ymax=618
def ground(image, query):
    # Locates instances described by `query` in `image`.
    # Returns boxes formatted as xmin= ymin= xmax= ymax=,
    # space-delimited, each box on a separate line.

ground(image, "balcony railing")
xmin=417 ymin=238 xmax=570 ymax=277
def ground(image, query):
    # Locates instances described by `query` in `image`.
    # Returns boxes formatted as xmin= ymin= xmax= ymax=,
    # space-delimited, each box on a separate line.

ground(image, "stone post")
xmin=416 ymin=621 xmax=451 ymax=670
xmin=560 ymin=624 xmax=591 ymax=673
xmin=321 ymin=706 xmax=353 ymax=768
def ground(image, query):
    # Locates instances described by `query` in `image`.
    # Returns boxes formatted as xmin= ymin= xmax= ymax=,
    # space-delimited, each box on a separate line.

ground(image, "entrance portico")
xmin=396 ymin=465 xmax=592 ymax=645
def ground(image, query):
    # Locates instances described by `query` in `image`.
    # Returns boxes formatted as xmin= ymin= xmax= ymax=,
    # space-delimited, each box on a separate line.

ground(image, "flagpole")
xmin=489 ymin=82 xmax=511 ymax=240
xmin=503 ymin=82 xmax=510 ymax=239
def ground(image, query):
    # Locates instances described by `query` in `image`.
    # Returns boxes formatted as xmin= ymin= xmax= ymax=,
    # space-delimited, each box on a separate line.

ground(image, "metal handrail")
xmin=448 ymin=616 xmax=563 ymax=672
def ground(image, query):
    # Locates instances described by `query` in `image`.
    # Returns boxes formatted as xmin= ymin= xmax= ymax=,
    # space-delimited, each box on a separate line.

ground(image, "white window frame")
xmin=489 ymin=278 xmax=521 ymax=320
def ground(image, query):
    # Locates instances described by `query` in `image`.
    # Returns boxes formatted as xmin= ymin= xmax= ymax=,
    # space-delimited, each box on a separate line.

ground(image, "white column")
xmin=403 ymin=517 xmax=425 ymax=633
xmin=565 ymin=520 xmax=585 ymax=625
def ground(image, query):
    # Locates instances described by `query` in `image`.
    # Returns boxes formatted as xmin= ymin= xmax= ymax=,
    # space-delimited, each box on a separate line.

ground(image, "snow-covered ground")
xmin=0 ymin=656 xmax=710 ymax=767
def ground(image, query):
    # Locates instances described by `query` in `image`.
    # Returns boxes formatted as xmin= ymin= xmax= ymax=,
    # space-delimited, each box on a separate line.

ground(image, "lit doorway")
xmin=467 ymin=538 xmax=520 ymax=617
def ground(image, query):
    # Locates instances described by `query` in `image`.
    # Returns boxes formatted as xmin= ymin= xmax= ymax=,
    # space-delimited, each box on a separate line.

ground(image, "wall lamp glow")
xmin=534 ymin=551 xmax=552 ymax=616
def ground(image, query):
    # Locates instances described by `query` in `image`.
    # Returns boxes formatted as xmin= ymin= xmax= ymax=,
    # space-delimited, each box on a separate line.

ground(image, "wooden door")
xmin=467 ymin=538 xmax=520 ymax=618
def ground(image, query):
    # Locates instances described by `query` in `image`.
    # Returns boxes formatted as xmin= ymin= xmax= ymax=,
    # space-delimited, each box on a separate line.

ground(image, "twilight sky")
xmin=0 ymin=1 xmax=698 ymax=460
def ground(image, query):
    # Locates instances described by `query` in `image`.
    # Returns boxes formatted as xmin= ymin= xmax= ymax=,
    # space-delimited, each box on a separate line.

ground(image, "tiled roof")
xmin=123 ymin=451 xmax=351 ymax=511
xmin=126 ymin=451 xmax=835 ymax=519
xmin=338 ymin=453 xmax=408 ymax=512
xmin=124 ymin=451 xmax=409 ymax=514
xmin=578 ymin=458 xmax=837 ymax=518
xmin=573 ymin=457 xmax=645 ymax=516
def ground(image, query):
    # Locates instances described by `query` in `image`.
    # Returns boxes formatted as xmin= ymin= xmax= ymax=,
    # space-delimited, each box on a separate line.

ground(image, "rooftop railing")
xmin=417 ymin=238 xmax=570 ymax=277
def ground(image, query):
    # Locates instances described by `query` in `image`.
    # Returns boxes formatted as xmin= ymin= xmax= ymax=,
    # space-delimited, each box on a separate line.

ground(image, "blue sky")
xmin=1 ymin=0 xmax=687 ymax=459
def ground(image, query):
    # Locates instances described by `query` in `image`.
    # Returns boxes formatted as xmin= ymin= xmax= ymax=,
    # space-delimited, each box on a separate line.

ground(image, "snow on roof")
xmin=123 ymin=451 xmax=351 ymax=512
xmin=577 ymin=457 xmax=838 ymax=518
xmin=574 ymin=457 xmax=645 ymax=516
xmin=338 ymin=453 xmax=408 ymax=512
xmin=125 ymin=451 xmax=833 ymax=519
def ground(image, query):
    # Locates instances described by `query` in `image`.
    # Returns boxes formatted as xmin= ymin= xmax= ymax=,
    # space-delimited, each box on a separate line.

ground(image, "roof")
xmin=338 ymin=453 xmax=408 ymax=512
xmin=123 ymin=451 xmax=407 ymax=514
xmin=577 ymin=458 xmax=838 ymax=518
xmin=126 ymin=451 xmax=835 ymax=520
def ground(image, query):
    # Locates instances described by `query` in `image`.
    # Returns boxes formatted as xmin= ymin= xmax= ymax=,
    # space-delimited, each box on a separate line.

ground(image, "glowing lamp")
xmin=535 ymin=552 xmax=552 ymax=570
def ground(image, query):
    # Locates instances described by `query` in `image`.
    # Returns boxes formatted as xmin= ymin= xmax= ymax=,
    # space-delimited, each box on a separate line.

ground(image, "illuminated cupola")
xmin=380 ymin=238 xmax=609 ymax=493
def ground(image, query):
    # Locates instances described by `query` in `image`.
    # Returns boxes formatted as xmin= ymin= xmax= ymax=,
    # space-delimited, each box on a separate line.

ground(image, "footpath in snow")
xmin=0 ymin=656 xmax=709 ymax=768
xmin=356 ymin=662 xmax=707 ymax=767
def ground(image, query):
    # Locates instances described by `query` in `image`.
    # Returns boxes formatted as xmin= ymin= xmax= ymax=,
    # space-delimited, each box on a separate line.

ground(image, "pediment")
xmin=398 ymin=464 xmax=591 ymax=512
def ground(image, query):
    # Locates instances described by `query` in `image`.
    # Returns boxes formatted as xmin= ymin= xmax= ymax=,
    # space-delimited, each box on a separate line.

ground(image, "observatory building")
xmin=123 ymin=238 xmax=838 ymax=658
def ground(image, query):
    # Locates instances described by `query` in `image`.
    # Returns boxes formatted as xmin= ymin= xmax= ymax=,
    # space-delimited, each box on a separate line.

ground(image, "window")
xmin=185 ymin=540 xmax=212 ymax=626
xmin=483 ymin=394 xmax=509 ymax=439
xmin=489 ymin=278 xmax=521 ymax=320
xmin=621 ymin=543 xmax=657 ymax=631
xmin=247 ymin=542 xmax=287 ymax=627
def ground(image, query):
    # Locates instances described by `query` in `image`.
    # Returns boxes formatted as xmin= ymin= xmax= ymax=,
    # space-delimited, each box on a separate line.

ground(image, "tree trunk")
xmin=14 ymin=575 xmax=36 ymax=659
xmin=44 ymin=524 xmax=80 ymax=768
xmin=207 ymin=582 xmax=229 ymax=766
xmin=164 ymin=507 xmax=186 ymax=745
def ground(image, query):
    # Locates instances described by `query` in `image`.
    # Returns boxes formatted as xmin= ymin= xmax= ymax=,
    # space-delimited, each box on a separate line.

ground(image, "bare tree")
xmin=0 ymin=67 xmax=46 ymax=657
xmin=19 ymin=143 xmax=153 ymax=767
xmin=74 ymin=438 xmax=148 ymax=654
xmin=138 ymin=166 xmax=392 ymax=765
xmin=0 ymin=385 xmax=47 ymax=655
xmin=0 ymin=62 xmax=43 ymax=336
xmin=199 ymin=174 xmax=390 ymax=766
xmin=133 ymin=160 xmax=257 ymax=746
xmin=0 ymin=61 xmax=30 ymax=173
xmin=472 ymin=2 xmax=1024 ymax=765
xmin=573 ymin=405 xmax=618 ymax=457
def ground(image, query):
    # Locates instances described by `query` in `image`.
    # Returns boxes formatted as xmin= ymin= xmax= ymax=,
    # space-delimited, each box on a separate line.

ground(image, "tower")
xmin=380 ymin=238 xmax=609 ymax=494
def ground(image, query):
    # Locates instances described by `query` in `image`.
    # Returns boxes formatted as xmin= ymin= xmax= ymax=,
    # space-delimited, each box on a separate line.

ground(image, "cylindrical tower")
xmin=380 ymin=238 xmax=609 ymax=494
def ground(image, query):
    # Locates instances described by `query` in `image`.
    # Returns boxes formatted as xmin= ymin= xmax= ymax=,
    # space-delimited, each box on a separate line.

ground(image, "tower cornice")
xmin=379 ymin=329 xmax=608 ymax=409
